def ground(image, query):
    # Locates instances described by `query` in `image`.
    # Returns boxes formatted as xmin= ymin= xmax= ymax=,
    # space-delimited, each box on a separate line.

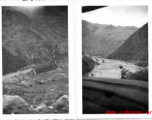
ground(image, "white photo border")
xmin=76 ymin=0 xmax=152 ymax=118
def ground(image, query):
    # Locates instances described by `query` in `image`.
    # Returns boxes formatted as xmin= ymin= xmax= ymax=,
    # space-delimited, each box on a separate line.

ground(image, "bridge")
xmin=83 ymin=77 xmax=148 ymax=113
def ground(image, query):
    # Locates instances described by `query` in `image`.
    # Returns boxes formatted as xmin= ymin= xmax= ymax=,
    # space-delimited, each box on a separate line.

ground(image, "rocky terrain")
xmin=3 ymin=6 xmax=68 ymax=114
xmin=3 ymin=67 xmax=68 ymax=114
xmin=82 ymin=20 xmax=138 ymax=57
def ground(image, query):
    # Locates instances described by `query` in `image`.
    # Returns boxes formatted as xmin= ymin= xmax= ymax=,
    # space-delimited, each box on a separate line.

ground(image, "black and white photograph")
xmin=82 ymin=6 xmax=148 ymax=114
xmin=2 ymin=6 xmax=69 ymax=114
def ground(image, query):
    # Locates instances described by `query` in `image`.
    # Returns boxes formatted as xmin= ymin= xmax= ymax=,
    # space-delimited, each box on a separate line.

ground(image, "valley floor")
xmin=88 ymin=58 xmax=140 ymax=79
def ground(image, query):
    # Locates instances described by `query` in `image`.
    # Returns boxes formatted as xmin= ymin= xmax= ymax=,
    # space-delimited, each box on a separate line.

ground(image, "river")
xmin=88 ymin=58 xmax=140 ymax=79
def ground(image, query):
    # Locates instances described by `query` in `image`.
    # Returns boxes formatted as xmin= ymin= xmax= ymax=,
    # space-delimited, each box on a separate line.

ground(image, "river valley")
xmin=88 ymin=57 xmax=140 ymax=79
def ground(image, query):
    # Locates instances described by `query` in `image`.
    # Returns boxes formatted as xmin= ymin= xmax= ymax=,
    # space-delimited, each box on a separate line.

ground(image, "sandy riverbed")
xmin=88 ymin=58 xmax=140 ymax=79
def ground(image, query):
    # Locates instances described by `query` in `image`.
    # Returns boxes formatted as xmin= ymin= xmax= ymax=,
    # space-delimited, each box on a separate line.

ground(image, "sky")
xmin=82 ymin=6 xmax=148 ymax=28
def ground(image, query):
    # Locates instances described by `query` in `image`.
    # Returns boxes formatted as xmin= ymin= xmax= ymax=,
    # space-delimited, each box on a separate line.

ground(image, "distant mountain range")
xmin=108 ymin=23 xmax=148 ymax=61
xmin=82 ymin=20 xmax=138 ymax=57
xmin=2 ymin=7 xmax=68 ymax=75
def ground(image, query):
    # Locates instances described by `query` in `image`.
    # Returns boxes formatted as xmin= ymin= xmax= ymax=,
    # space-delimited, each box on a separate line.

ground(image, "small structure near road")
xmin=3 ymin=66 xmax=36 ymax=82
xmin=18 ymin=68 xmax=36 ymax=76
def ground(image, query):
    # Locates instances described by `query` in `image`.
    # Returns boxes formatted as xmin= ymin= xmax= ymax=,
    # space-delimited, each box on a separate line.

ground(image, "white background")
xmin=0 ymin=0 xmax=152 ymax=119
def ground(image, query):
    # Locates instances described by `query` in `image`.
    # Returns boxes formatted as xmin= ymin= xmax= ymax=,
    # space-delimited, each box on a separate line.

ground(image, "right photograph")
xmin=82 ymin=6 xmax=148 ymax=114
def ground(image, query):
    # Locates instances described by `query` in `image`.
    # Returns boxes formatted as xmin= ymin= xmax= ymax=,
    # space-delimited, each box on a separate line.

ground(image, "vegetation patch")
xmin=127 ymin=68 xmax=148 ymax=81
xmin=82 ymin=55 xmax=96 ymax=76
xmin=135 ymin=60 xmax=148 ymax=67
xmin=121 ymin=68 xmax=148 ymax=81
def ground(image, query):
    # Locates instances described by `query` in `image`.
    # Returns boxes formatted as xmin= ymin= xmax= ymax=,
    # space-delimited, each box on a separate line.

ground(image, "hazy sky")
xmin=82 ymin=6 xmax=148 ymax=28
xmin=4 ymin=6 xmax=67 ymax=18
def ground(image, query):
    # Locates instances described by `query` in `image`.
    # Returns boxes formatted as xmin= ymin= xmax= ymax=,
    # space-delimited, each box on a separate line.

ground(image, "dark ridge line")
xmin=83 ymin=80 xmax=148 ymax=92
xmin=83 ymin=78 xmax=148 ymax=91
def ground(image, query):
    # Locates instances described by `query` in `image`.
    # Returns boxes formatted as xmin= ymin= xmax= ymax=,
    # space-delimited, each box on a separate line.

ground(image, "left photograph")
xmin=2 ymin=6 xmax=68 ymax=114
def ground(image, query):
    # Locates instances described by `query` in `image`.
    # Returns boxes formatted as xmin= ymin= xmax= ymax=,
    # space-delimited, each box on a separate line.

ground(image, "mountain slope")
xmin=2 ymin=7 xmax=68 ymax=75
xmin=82 ymin=20 xmax=138 ymax=57
xmin=2 ymin=47 xmax=28 ymax=75
xmin=107 ymin=23 xmax=148 ymax=61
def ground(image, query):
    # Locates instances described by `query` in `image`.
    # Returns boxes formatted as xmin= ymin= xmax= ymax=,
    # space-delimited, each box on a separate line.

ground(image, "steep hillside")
xmin=2 ymin=7 xmax=68 ymax=75
xmin=108 ymin=23 xmax=148 ymax=61
xmin=82 ymin=20 xmax=138 ymax=57
xmin=2 ymin=47 xmax=28 ymax=75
